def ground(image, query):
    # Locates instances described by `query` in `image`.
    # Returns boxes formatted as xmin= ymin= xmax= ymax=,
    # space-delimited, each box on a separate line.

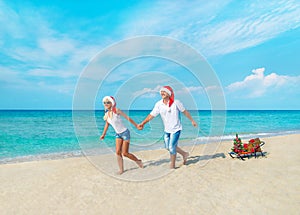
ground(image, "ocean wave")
xmin=1 ymin=130 xmax=299 ymax=164
xmin=194 ymin=130 xmax=300 ymax=144
xmin=0 ymin=150 xmax=83 ymax=164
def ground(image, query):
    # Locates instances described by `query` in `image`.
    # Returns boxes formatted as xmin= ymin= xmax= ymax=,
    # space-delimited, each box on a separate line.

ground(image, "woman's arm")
xmin=183 ymin=110 xmax=197 ymax=127
xmin=118 ymin=109 xmax=138 ymax=128
xmin=100 ymin=121 xmax=110 ymax=140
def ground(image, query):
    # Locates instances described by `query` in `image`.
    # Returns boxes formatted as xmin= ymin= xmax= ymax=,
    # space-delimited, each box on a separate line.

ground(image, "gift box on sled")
xmin=228 ymin=134 xmax=266 ymax=160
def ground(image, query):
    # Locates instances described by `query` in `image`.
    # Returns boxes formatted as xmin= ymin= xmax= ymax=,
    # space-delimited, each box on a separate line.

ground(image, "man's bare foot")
xmin=170 ymin=165 xmax=176 ymax=169
xmin=117 ymin=170 xmax=124 ymax=175
xmin=136 ymin=160 xmax=143 ymax=168
xmin=183 ymin=152 xmax=189 ymax=165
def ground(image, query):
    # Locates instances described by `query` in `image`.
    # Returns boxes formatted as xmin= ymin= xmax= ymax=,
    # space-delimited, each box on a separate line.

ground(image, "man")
xmin=138 ymin=86 xmax=197 ymax=169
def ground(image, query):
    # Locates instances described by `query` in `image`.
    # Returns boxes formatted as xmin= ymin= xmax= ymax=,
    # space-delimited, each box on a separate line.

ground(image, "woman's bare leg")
xmin=122 ymin=141 xmax=143 ymax=168
xmin=115 ymin=138 xmax=124 ymax=174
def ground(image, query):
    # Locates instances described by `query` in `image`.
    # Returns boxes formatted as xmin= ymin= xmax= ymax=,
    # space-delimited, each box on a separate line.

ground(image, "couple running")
xmin=100 ymin=86 xmax=197 ymax=174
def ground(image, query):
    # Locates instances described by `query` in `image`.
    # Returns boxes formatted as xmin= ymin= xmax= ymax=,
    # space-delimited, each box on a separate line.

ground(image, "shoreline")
xmin=1 ymin=131 xmax=300 ymax=165
xmin=0 ymin=133 xmax=299 ymax=213
xmin=1 ymin=131 xmax=300 ymax=164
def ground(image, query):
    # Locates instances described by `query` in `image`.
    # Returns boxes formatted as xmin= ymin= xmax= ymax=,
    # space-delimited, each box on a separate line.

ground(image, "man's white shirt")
xmin=150 ymin=99 xmax=185 ymax=133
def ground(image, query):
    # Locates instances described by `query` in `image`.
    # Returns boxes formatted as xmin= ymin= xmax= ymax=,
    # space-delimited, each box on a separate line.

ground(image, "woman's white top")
xmin=106 ymin=112 xmax=127 ymax=134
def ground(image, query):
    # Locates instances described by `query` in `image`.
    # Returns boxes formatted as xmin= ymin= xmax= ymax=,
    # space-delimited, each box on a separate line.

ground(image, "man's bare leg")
xmin=176 ymin=147 xmax=189 ymax=165
xmin=170 ymin=154 xmax=176 ymax=169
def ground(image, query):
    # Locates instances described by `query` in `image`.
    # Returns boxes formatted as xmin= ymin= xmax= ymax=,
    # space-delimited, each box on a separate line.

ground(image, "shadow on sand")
xmin=185 ymin=153 xmax=226 ymax=165
xmin=143 ymin=158 xmax=171 ymax=168
xmin=141 ymin=153 xmax=226 ymax=168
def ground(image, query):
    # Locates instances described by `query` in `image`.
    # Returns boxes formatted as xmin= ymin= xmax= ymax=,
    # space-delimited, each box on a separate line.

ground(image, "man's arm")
xmin=138 ymin=114 xmax=154 ymax=130
xmin=183 ymin=110 xmax=197 ymax=127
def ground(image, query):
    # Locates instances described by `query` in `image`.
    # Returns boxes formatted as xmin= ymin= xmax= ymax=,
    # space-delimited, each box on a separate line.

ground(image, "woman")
xmin=100 ymin=96 xmax=143 ymax=174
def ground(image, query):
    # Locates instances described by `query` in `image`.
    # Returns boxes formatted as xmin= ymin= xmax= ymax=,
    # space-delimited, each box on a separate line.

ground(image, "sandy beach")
xmin=1 ymin=134 xmax=299 ymax=214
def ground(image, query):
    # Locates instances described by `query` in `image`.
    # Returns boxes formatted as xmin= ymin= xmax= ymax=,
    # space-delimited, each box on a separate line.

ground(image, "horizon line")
xmin=0 ymin=109 xmax=299 ymax=111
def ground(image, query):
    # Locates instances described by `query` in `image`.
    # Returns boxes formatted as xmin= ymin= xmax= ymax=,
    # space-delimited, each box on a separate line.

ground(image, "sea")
xmin=0 ymin=110 xmax=300 ymax=163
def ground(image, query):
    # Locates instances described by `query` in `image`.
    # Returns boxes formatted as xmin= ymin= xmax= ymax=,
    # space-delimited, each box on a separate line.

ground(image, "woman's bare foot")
xmin=183 ymin=152 xmax=189 ymax=165
xmin=136 ymin=160 xmax=143 ymax=168
xmin=117 ymin=170 xmax=124 ymax=175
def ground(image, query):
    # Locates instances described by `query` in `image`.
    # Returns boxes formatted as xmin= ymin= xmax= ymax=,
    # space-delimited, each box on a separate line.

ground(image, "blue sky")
xmin=1 ymin=0 xmax=300 ymax=110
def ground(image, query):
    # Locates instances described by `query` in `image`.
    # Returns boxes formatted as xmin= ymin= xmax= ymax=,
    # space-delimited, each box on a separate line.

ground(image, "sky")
xmin=1 ymin=0 xmax=300 ymax=110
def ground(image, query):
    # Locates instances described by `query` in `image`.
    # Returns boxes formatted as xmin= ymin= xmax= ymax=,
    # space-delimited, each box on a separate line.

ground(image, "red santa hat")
xmin=102 ymin=96 xmax=117 ymax=114
xmin=160 ymin=86 xmax=174 ymax=108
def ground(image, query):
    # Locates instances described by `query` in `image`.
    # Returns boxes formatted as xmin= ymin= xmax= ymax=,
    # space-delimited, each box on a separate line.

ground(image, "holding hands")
xmin=137 ymin=123 xmax=144 ymax=130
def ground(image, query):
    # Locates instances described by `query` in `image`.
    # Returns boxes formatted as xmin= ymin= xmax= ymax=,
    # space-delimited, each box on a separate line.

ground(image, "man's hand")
xmin=191 ymin=120 xmax=197 ymax=127
xmin=137 ymin=124 xmax=144 ymax=130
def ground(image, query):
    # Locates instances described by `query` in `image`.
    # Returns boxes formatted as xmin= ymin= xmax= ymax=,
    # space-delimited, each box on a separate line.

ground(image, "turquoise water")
xmin=0 ymin=110 xmax=300 ymax=163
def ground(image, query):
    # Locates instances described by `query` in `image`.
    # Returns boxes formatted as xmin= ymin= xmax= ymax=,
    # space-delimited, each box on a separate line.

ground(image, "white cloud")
xmin=177 ymin=85 xmax=223 ymax=95
xmin=187 ymin=86 xmax=204 ymax=93
xmin=198 ymin=1 xmax=300 ymax=55
xmin=0 ymin=0 xmax=28 ymax=39
xmin=177 ymin=86 xmax=204 ymax=95
xmin=226 ymin=68 xmax=300 ymax=97
xmin=2 ymin=0 xmax=300 ymax=71
xmin=0 ymin=65 xmax=75 ymax=95
xmin=1 ymin=0 xmax=300 ymax=106
xmin=0 ymin=0 xmax=107 ymax=82
xmin=38 ymin=38 xmax=75 ymax=57
xmin=3 ymin=0 xmax=300 ymax=76
xmin=0 ymin=66 xmax=27 ymax=86
xmin=133 ymin=85 xmax=162 ymax=98
xmin=37 ymin=81 xmax=74 ymax=95
xmin=28 ymin=68 xmax=75 ymax=78
xmin=121 ymin=0 xmax=300 ymax=56
xmin=121 ymin=0 xmax=231 ymax=37
xmin=134 ymin=85 xmax=221 ymax=98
